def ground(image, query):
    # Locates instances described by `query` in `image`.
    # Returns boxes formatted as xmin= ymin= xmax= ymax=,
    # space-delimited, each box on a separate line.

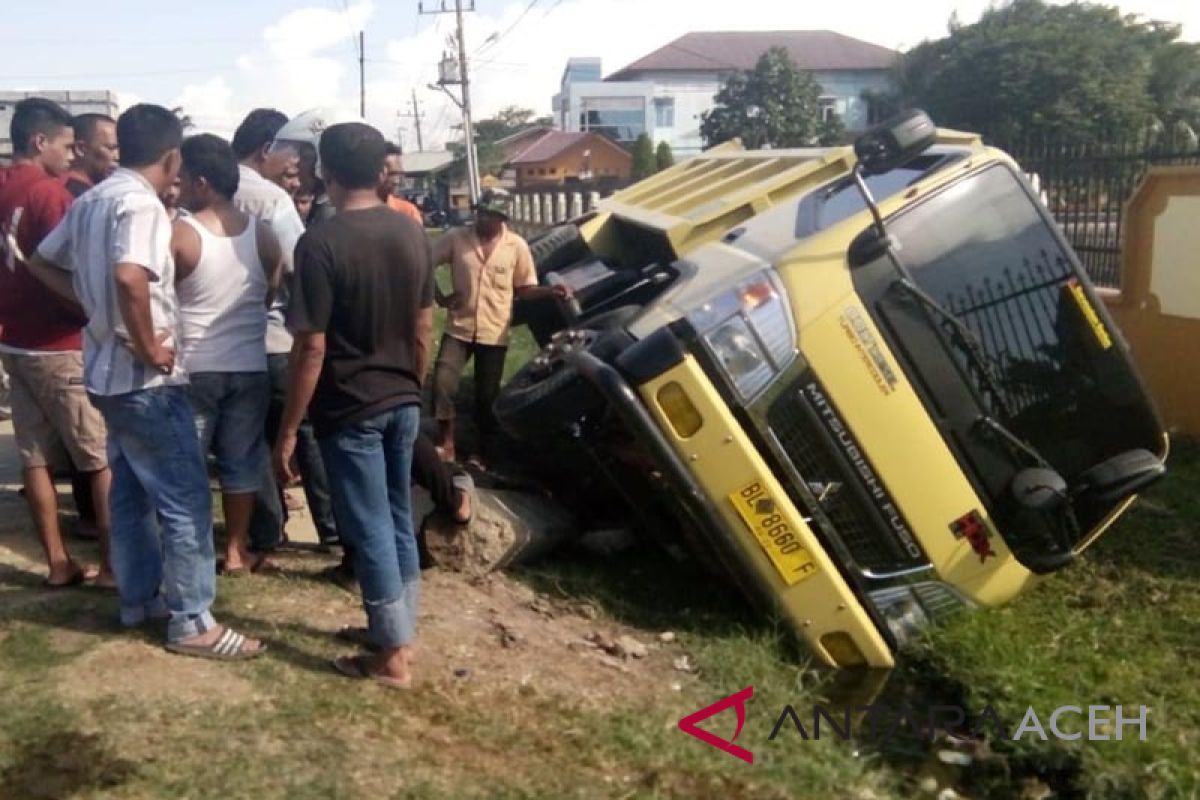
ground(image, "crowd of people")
xmin=0 ymin=97 xmax=569 ymax=687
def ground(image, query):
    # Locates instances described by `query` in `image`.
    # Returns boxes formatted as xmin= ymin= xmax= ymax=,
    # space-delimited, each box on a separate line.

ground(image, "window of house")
xmin=579 ymin=96 xmax=647 ymax=144
xmin=818 ymin=96 xmax=840 ymax=124
xmin=653 ymin=97 xmax=675 ymax=128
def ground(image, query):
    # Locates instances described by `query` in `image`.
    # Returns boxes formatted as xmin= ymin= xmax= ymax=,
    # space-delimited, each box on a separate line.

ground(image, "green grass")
xmin=1 ymin=442 xmax=1198 ymax=798
xmin=908 ymin=439 xmax=1200 ymax=799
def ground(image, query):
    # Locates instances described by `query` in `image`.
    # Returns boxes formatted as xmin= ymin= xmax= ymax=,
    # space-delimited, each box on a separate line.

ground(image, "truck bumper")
xmin=566 ymin=346 xmax=894 ymax=668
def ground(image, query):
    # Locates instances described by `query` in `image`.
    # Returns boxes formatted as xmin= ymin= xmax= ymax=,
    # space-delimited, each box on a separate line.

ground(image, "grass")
xmin=1 ymin=433 xmax=1197 ymax=796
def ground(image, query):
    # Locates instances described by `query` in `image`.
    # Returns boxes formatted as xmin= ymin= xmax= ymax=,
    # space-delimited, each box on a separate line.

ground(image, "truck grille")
xmin=767 ymin=381 xmax=927 ymax=576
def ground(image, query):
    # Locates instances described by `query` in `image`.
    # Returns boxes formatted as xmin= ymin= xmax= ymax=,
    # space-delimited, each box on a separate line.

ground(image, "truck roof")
xmin=597 ymin=130 xmax=986 ymax=258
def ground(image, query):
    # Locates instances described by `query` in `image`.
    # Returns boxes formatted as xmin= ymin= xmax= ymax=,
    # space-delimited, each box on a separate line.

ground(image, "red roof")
xmin=608 ymin=30 xmax=897 ymax=80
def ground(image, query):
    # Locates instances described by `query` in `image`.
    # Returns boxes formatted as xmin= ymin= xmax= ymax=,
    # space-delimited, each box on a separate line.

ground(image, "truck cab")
xmin=496 ymin=111 xmax=1168 ymax=668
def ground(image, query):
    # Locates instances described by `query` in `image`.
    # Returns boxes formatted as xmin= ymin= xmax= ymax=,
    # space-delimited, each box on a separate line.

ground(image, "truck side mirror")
xmin=854 ymin=109 xmax=937 ymax=177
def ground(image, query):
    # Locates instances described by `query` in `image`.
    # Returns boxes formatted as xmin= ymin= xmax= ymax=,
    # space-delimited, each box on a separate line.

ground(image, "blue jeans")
xmin=90 ymin=386 xmax=217 ymax=643
xmin=319 ymin=404 xmax=421 ymax=648
xmin=188 ymin=372 xmax=269 ymax=495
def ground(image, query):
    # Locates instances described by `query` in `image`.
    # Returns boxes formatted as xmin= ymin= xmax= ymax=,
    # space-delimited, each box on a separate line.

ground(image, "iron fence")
xmin=999 ymin=132 xmax=1200 ymax=289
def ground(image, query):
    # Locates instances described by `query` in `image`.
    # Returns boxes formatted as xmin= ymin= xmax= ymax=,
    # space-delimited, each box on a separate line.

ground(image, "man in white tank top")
xmin=172 ymin=134 xmax=283 ymax=574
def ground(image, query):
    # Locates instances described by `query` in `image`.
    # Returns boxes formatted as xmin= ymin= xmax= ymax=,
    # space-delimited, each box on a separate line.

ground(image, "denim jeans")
xmin=319 ymin=403 xmax=421 ymax=648
xmin=90 ymin=386 xmax=217 ymax=643
xmin=188 ymin=371 xmax=269 ymax=495
xmin=250 ymin=353 xmax=339 ymax=548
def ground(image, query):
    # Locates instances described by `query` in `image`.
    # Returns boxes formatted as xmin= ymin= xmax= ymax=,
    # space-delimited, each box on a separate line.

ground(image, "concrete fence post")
xmin=556 ymin=192 xmax=567 ymax=223
xmin=542 ymin=194 xmax=554 ymax=225
xmin=531 ymin=193 xmax=542 ymax=225
xmin=569 ymin=192 xmax=583 ymax=219
xmin=587 ymin=191 xmax=601 ymax=212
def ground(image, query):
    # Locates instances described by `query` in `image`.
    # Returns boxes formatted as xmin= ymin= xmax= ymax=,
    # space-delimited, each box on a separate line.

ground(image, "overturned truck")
xmin=496 ymin=111 xmax=1168 ymax=669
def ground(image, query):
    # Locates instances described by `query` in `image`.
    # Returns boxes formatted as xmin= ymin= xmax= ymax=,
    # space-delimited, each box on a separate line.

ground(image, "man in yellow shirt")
xmin=431 ymin=189 xmax=570 ymax=466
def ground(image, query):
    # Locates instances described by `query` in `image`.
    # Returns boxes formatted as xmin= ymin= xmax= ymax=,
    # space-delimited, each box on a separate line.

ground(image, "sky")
xmin=2 ymin=0 xmax=1198 ymax=150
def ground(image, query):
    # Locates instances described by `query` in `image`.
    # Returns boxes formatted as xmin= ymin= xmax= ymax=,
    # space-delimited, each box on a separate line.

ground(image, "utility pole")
xmin=398 ymin=89 xmax=426 ymax=151
xmin=358 ymin=30 xmax=366 ymax=118
xmin=420 ymin=0 xmax=479 ymax=203
xmin=411 ymin=89 xmax=425 ymax=151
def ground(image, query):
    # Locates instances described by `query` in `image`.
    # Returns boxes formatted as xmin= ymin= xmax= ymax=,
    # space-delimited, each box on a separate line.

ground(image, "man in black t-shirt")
xmin=274 ymin=123 xmax=434 ymax=689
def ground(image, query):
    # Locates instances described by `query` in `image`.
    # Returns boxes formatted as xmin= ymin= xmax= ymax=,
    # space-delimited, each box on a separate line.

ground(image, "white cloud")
xmin=172 ymin=77 xmax=237 ymax=133
xmin=172 ymin=1 xmax=375 ymax=138
xmin=171 ymin=0 xmax=1200 ymax=146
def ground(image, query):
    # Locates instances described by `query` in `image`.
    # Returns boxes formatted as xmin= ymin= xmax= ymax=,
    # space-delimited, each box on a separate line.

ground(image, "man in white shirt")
xmin=27 ymin=104 xmax=264 ymax=661
xmin=231 ymin=109 xmax=341 ymax=552
xmin=174 ymin=133 xmax=282 ymax=575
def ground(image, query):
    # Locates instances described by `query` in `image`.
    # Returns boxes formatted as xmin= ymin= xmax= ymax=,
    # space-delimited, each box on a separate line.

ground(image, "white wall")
xmin=647 ymin=72 xmax=724 ymax=156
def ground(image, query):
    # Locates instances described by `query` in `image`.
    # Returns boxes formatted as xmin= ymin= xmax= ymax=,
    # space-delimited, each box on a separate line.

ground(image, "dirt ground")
xmin=0 ymin=471 xmax=689 ymax=709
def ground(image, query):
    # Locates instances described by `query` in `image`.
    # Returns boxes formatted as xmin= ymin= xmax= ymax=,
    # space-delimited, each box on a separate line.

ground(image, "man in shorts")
xmin=0 ymin=97 xmax=113 ymax=587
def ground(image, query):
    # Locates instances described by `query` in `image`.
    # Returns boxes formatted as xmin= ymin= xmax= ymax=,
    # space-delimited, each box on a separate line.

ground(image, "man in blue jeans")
xmin=274 ymin=122 xmax=433 ymax=688
xmin=173 ymin=133 xmax=283 ymax=574
xmin=27 ymin=104 xmax=263 ymax=660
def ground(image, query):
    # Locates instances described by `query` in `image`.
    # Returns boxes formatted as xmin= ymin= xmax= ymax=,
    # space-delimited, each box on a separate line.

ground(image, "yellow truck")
xmin=497 ymin=111 xmax=1168 ymax=668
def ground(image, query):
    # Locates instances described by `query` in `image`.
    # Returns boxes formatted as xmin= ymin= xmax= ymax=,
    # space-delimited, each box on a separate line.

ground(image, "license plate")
xmin=729 ymin=481 xmax=819 ymax=586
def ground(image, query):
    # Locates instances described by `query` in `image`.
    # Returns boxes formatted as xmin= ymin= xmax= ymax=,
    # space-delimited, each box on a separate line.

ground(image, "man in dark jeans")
xmin=430 ymin=189 xmax=570 ymax=467
xmin=231 ymin=108 xmax=340 ymax=549
xmin=274 ymin=122 xmax=434 ymax=689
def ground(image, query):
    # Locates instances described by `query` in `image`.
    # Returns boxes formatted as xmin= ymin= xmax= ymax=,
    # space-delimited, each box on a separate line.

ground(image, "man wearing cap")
xmin=431 ymin=188 xmax=570 ymax=466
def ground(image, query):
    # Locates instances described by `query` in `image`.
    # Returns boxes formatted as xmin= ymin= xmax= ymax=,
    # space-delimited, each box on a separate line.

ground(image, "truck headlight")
xmin=686 ymin=270 xmax=797 ymax=400
xmin=869 ymin=582 xmax=973 ymax=649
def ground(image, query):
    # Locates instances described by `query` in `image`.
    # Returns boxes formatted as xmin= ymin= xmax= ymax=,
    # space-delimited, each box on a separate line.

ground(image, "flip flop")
xmin=217 ymin=562 xmax=249 ymax=577
xmin=332 ymin=654 xmax=411 ymax=690
xmin=89 ymin=572 xmax=119 ymax=591
xmin=43 ymin=565 xmax=93 ymax=589
xmin=335 ymin=625 xmax=379 ymax=652
xmin=250 ymin=557 xmax=284 ymax=576
xmin=165 ymin=627 xmax=266 ymax=661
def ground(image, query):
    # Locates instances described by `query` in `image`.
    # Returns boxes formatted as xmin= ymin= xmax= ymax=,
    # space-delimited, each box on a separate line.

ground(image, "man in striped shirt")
xmin=27 ymin=104 xmax=264 ymax=661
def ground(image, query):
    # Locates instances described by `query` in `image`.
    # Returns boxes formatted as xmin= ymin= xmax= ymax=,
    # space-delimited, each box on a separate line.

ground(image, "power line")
xmin=473 ymin=0 xmax=539 ymax=57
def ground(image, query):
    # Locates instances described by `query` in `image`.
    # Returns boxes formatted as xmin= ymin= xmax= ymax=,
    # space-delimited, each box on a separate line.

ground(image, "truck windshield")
xmin=853 ymin=164 xmax=1161 ymax=546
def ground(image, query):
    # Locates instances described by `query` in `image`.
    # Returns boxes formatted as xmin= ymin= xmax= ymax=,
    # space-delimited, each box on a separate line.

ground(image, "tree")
xmin=448 ymin=106 xmax=544 ymax=182
xmin=894 ymin=0 xmax=1200 ymax=144
xmin=473 ymin=105 xmax=543 ymax=143
xmin=171 ymin=106 xmax=194 ymax=131
xmin=630 ymin=133 xmax=657 ymax=180
xmin=700 ymin=47 xmax=843 ymax=150
xmin=655 ymin=140 xmax=675 ymax=171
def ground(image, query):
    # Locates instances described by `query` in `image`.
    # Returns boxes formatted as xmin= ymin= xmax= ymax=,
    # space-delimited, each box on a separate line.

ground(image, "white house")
xmin=552 ymin=31 xmax=897 ymax=157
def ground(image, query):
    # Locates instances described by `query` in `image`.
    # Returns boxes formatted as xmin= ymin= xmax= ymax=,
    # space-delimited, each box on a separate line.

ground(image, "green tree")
xmin=170 ymin=106 xmax=194 ymax=131
xmin=448 ymin=106 xmax=543 ymax=181
xmin=1148 ymin=38 xmax=1200 ymax=140
xmin=630 ymin=133 xmax=656 ymax=180
xmin=895 ymin=0 xmax=1200 ymax=144
xmin=473 ymin=105 xmax=540 ymax=143
xmin=700 ymin=47 xmax=843 ymax=149
xmin=655 ymin=140 xmax=675 ymax=171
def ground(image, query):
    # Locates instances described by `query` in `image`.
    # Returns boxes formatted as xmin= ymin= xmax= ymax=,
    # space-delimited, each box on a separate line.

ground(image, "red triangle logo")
xmin=677 ymin=686 xmax=755 ymax=764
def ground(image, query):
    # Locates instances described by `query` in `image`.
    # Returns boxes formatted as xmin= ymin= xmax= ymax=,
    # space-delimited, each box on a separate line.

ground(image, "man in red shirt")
xmin=0 ymin=98 xmax=112 ymax=587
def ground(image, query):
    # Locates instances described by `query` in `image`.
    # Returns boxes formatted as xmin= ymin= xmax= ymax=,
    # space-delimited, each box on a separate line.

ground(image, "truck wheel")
xmin=529 ymin=224 xmax=589 ymax=275
xmin=495 ymin=329 xmax=602 ymax=441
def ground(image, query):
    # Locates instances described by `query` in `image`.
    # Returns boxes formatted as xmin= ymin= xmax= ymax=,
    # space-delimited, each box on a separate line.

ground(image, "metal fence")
xmin=1001 ymin=132 xmax=1200 ymax=289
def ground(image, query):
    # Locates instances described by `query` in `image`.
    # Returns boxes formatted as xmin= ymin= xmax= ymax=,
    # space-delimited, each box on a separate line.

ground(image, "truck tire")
xmin=529 ymin=224 xmax=589 ymax=275
xmin=495 ymin=326 xmax=633 ymax=442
